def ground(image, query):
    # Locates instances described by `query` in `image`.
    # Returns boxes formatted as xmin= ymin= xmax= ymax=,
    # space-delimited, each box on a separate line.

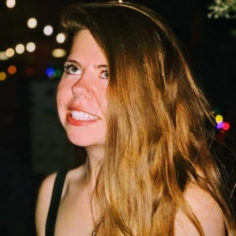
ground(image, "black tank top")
xmin=45 ymin=169 xmax=68 ymax=236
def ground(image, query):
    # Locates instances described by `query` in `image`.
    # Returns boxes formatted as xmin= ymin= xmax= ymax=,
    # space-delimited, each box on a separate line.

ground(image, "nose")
xmin=71 ymin=72 xmax=92 ymax=99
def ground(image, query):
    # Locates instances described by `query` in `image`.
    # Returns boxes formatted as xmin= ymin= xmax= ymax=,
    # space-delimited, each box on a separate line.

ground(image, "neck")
xmin=85 ymin=145 xmax=104 ymax=188
xmin=84 ymin=145 xmax=104 ymax=227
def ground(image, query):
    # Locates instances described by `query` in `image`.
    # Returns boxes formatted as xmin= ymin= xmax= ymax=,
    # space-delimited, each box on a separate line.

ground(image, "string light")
xmin=27 ymin=17 xmax=38 ymax=29
xmin=214 ymin=108 xmax=231 ymax=132
xmin=55 ymin=68 xmax=63 ymax=78
xmin=216 ymin=122 xmax=224 ymax=130
xmin=214 ymin=107 xmax=221 ymax=115
xmin=0 ymin=72 xmax=7 ymax=81
xmin=0 ymin=51 xmax=8 ymax=61
xmin=15 ymin=43 xmax=25 ymax=54
xmin=222 ymin=122 xmax=230 ymax=131
xmin=45 ymin=67 xmax=56 ymax=78
xmin=56 ymin=33 xmax=66 ymax=44
xmin=215 ymin=114 xmax=223 ymax=124
xmin=8 ymin=65 xmax=17 ymax=75
xmin=45 ymin=67 xmax=62 ymax=79
xmin=26 ymin=42 xmax=36 ymax=52
xmin=52 ymin=48 xmax=66 ymax=58
xmin=5 ymin=48 xmax=15 ymax=57
xmin=6 ymin=0 xmax=16 ymax=8
xmin=25 ymin=67 xmax=35 ymax=77
xmin=43 ymin=25 xmax=53 ymax=36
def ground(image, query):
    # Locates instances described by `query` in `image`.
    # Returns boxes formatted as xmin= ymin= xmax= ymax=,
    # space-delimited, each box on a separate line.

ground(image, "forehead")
xmin=69 ymin=29 xmax=107 ymax=65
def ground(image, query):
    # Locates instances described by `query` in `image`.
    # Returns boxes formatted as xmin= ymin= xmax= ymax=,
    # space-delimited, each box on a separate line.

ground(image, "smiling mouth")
xmin=70 ymin=110 xmax=98 ymax=121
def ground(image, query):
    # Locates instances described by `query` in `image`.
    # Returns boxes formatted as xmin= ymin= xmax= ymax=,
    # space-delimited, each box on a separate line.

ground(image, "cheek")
xmin=56 ymin=85 xmax=63 ymax=111
xmin=96 ymin=90 xmax=108 ymax=116
xmin=96 ymin=83 xmax=108 ymax=114
xmin=57 ymin=81 xmax=69 ymax=104
xmin=101 ymin=95 xmax=108 ymax=114
xmin=56 ymin=82 xmax=70 ymax=119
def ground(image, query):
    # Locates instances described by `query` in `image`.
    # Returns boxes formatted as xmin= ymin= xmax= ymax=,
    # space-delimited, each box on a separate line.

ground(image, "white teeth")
xmin=71 ymin=110 xmax=98 ymax=120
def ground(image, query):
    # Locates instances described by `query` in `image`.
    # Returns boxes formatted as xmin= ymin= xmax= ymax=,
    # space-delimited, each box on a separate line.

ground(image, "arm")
xmin=35 ymin=173 xmax=57 ymax=236
xmin=174 ymin=183 xmax=225 ymax=236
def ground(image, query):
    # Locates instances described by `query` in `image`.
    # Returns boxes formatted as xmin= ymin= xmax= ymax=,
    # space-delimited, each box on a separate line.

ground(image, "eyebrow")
xmin=65 ymin=59 xmax=107 ymax=69
xmin=95 ymin=64 xmax=108 ymax=69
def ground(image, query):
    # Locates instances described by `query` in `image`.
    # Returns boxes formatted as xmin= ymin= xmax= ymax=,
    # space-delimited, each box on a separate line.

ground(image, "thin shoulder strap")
xmin=45 ymin=169 xmax=68 ymax=236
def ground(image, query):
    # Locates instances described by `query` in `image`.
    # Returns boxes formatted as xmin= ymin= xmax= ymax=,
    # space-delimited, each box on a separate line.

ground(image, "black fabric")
xmin=45 ymin=169 xmax=68 ymax=236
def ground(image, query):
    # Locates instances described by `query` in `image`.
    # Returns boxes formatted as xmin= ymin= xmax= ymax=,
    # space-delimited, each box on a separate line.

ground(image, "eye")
xmin=101 ymin=70 xmax=109 ymax=79
xmin=64 ymin=63 xmax=82 ymax=75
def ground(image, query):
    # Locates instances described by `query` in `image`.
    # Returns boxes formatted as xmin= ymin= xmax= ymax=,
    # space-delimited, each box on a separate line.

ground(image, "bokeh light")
xmin=215 ymin=114 xmax=223 ymax=124
xmin=216 ymin=122 xmax=223 ymax=130
xmin=25 ymin=67 xmax=35 ymax=77
xmin=27 ymin=17 xmax=38 ymax=29
xmin=0 ymin=72 xmax=7 ymax=81
xmin=6 ymin=0 xmax=16 ymax=8
xmin=46 ymin=67 xmax=56 ymax=78
xmin=56 ymin=33 xmax=66 ymax=44
xmin=8 ymin=65 xmax=17 ymax=75
xmin=52 ymin=48 xmax=66 ymax=58
xmin=5 ymin=48 xmax=15 ymax=57
xmin=43 ymin=25 xmax=53 ymax=36
xmin=55 ymin=68 xmax=63 ymax=78
xmin=0 ymin=51 xmax=8 ymax=60
xmin=15 ymin=43 xmax=25 ymax=54
xmin=213 ymin=107 xmax=221 ymax=115
xmin=222 ymin=122 xmax=230 ymax=131
xmin=26 ymin=42 xmax=36 ymax=52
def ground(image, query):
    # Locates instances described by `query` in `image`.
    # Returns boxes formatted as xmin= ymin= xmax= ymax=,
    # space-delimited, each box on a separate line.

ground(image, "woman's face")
xmin=57 ymin=30 xmax=108 ymax=148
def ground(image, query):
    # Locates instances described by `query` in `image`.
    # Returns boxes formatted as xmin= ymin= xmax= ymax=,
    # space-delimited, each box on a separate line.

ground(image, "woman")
xmin=36 ymin=1 xmax=236 ymax=236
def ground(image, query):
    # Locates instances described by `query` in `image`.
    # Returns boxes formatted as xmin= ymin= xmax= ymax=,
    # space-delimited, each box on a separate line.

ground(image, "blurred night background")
xmin=0 ymin=0 xmax=235 ymax=235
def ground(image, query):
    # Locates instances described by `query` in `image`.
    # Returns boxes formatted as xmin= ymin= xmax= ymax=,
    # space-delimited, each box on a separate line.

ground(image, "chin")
xmin=66 ymin=131 xmax=105 ymax=148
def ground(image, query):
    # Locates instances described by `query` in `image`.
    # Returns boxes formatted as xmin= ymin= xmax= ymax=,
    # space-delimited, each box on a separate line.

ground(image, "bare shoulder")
xmin=174 ymin=183 xmax=225 ymax=236
xmin=35 ymin=173 xmax=57 ymax=236
xmin=35 ymin=165 xmax=86 ymax=236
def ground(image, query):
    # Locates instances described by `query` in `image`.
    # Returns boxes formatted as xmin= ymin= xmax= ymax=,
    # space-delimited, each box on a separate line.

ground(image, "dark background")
xmin=0 ymin=0 xmax=235 ymax=235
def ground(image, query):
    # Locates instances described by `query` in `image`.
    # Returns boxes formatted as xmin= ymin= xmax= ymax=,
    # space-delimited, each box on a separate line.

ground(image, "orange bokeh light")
xmin=8 ymin=65 xmax=17 ymax=75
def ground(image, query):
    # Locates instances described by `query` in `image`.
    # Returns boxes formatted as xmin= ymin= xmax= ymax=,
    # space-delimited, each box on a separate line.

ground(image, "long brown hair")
xmin=61 ymin=2 xmax=235 ymax=235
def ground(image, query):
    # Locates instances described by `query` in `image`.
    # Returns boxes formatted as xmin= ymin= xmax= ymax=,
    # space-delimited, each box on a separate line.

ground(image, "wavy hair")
xmin=61 ymin=2 xmax=235 ymax=235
